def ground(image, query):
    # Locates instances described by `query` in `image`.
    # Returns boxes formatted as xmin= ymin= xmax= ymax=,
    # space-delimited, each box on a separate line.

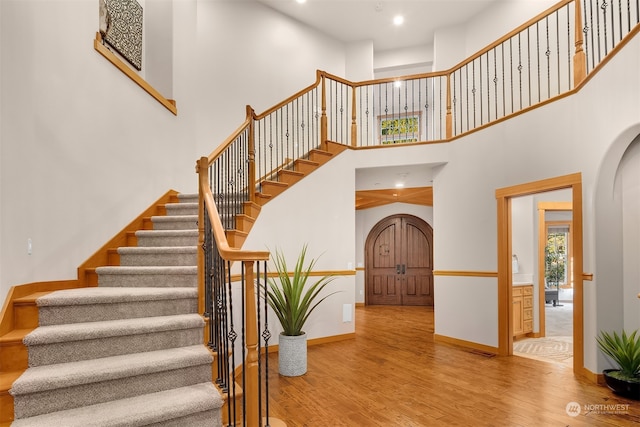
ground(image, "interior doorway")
xmin=365 ymin=214 xmax=433 ymax=306
xmin=537 ymin=202 xmax=574 ymax=339
xmin=496 ymin=173 xmax=584 ymax=376
xmin=512 ymin=202 xmax=574 ymax=365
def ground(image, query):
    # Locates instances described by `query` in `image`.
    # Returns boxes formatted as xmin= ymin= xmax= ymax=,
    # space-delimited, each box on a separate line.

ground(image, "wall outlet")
xmin=342 ymin=304 xmax=352 ymax=322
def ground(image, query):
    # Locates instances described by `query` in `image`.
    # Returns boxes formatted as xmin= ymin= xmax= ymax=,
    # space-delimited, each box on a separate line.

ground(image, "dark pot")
xmin=603 ymin=369 xmax=640 ymax=400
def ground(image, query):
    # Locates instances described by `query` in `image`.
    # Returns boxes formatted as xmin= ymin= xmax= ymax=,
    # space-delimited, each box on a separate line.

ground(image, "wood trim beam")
xmin=93 ymin=33 xmax=177 ymax=116
xmin=433 ymin=271 xmax=498 ymax=278
xmin=433 ymin=334 xmax=499 ymax=355
xmin=495 ymin=173 xmax=587 ymax=380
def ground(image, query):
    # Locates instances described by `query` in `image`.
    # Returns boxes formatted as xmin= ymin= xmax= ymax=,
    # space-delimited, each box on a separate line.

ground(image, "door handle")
xmin=401 ymin=264 xmax=406 ymax=274
xmin=396 ymin=264 xmax=401 ymax=274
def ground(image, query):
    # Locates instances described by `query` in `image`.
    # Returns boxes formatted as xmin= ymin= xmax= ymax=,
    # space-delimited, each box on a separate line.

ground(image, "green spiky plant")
xmin=265 ymin=245 xmax=339 ymax=336
xmin=596 ymin=329 xmax=640 ymax=383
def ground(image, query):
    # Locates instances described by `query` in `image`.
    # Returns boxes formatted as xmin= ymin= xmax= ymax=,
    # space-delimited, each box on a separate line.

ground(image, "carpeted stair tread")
xmin=10 ymin=345 xmax=212 ymax=395
xmin=36 ymin=287 xmax=197 ymax=306
xmin=35 ymin=287 xmax=198 ymax=325
xmin=24 ymin=313 xmax=204 ymax=346
xmin=10 ymin=382 xmax=223 ymax=427
xmin=96 ymin=265 xmax=197 ymax=275
xmin=95 ymin=266 xmax=197 ymax=288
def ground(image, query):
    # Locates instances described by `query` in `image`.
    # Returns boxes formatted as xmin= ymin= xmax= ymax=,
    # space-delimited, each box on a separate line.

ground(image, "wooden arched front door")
xmin=365 ymin=214 xmax=433 ymax=306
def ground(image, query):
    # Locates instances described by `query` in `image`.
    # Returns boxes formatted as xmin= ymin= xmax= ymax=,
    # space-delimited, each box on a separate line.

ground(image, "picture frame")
xmin=378 ymin=112 xmax=422 ymax=145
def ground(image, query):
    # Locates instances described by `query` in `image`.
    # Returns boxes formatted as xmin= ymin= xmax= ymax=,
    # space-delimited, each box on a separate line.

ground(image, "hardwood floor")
xmin=266 ymin=305 xmax=639 ymax=426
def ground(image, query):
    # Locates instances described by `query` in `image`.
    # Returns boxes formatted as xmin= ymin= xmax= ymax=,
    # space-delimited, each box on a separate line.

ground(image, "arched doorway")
xmin=365 ymin=214 xmax=433 ymax=306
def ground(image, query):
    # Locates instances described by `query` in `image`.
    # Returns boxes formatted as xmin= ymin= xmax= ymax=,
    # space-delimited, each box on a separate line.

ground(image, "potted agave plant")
xmin=596 ymin=329 xmax=640 ymax=400
xmin=264 ymin=245 xmax=338 ymax=377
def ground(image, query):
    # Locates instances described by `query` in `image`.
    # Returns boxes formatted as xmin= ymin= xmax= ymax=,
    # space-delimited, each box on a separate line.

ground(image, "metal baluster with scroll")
xmin=352 ymin=74 xmax=447 ymax=145
xmin=582 ymin=0 xmax=640 ymax=74
xmin=449 ymin=1 xmax=576 ymax=137
xmin=253 ymin=80 xmax=322 ymax=191
xmin=197 ymin=157 xmax=284 ymax=427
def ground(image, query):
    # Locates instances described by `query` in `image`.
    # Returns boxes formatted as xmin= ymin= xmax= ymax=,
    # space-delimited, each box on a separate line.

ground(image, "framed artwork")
xmin=378 ymin=112 xmax=422 ymax=145
xmin=100 ymin=0 xmax=143 ymax=71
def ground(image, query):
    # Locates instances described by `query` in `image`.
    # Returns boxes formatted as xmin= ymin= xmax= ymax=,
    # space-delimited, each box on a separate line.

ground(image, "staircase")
xmin=2 ymin=194 xmax=224 ymax=426
xmin=228 ymin=142 xmax=347 ymax=248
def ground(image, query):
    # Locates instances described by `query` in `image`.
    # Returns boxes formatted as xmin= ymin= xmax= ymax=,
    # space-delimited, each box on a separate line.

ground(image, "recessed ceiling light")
xmin=393 ymin=15 xmax=404 ymax=26
xmin=296 ymin=0 xmax=307 ymax=4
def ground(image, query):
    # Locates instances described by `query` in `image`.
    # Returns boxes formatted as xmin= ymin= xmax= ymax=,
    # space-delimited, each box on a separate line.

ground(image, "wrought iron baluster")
xmin=518 ymin=32 xmax=523 ymax=110
xmin=226 ymin=260 xmax=237 ymax=426
xmin=509 ymin=38 xmax=514 ymax=114
xmin=556 ymin=10 xmax=561 ymax=95
xmin=536 ymin=22 xmax=541 ymax=103
xmin=527 ymin=27 xmax=532 ymax=107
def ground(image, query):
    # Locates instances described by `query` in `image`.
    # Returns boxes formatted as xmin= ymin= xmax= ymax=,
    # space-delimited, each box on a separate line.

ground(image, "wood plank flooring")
xmin=266 ymin=306 xmax=640 ymax=426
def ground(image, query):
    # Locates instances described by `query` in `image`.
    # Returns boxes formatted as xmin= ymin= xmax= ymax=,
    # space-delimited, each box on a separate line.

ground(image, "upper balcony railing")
xmin=204 ymin=0 xmax=639 ymax=223
xmin=196 ymin=1 xmax=639 ymax=425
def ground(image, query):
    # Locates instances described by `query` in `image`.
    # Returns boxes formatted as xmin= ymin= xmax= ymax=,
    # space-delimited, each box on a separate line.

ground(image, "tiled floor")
xmin=514 ymin=287 xmax=573 ymax=365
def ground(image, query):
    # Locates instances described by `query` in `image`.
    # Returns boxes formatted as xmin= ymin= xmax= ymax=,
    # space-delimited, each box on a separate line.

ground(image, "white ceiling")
xmin=256 ymin=0 xmax=499 ymax=52
xmin=254 ymin=0 xmax=500 ymax=196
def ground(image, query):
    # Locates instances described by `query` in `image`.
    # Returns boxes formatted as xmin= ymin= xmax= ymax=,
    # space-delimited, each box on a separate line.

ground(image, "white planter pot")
xmin=278 ymin=332 xmax=307 ymax=376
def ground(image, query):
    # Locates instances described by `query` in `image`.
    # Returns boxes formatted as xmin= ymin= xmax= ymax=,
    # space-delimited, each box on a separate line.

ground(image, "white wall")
xmin=0 ymin=0 xmax=347 ymax=302
xmin=243 ymin=152 xmax=357 ymax=340
xmin=346 ymin=40 xmax=374 ymax=82
xmin=433 ymin=24 xmax=465 ymax=71
xmin=195 ymin=0 xmax=345 ymax=152
xmin=464 ymin=0 xmax=558 ymax=57
xmin=373 ymin=44 xmax=433 ymax=78
xmin=433 ymin=0 xmax=558 ymax=70
xmin=618 ymin=137 xmax=640 ymax=330
xmin=145 ymin=0 xmax=173 ymax=97
xmin=433 ymin=32 xmax=640 ymax=373
xmin=511 ymin=195 xmax=535 ymax=285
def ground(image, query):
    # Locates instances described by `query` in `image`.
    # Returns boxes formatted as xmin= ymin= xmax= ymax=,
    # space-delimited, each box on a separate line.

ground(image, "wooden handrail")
xmin=197 ymin=157 xmax=269 ymax=262
xmin=205 ymin=115 xmax=252 ymax=164
xmin=573 ymin=0 xmax=587 ymax=85
xmin=94 ymin=33 xmax=177 ymax=115
xmin=253 ymin=70 xmax=323 ymax=120
xmin=442 ymin=0 xmax=575 ymax=75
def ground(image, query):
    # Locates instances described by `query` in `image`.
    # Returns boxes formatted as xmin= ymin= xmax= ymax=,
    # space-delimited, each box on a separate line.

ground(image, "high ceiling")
xmin=256 ymin=0 xmax=498 ymax=52
xmin=254 ymin=1 xmax=502 ymax=208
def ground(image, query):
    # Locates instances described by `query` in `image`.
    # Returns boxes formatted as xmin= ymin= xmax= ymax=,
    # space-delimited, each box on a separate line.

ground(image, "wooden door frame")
xmin=538 ymin=205 xmax=573 ymax=338
xmin=364 ymin=214 xmax=433 ymax=306
xmin=496 ymin=173 xmax=584 ymax=377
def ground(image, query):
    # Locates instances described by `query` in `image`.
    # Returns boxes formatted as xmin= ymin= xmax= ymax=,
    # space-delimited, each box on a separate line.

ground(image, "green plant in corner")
xmin=596 ymin=329 xmax=640 ymax=383
xmin=265 ymin=245 xmax=339 ymax=336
